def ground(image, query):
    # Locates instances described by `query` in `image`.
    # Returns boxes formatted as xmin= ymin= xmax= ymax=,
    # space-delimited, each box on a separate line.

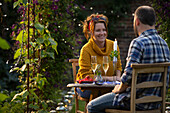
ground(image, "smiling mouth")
xmin=98 ymin=36 xmax=105 ymax=39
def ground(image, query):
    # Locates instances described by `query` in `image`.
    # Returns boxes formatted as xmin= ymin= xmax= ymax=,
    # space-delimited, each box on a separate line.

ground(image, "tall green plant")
xmin=10 ymin=0 xmax=80 ymax=111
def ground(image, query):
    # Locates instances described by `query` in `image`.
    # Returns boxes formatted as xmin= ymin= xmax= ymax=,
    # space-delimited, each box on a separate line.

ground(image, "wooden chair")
xmin=105 ymin=62 xmax=170 ymax=113
xmin=69 ymin=59 xmax=89 ymax=113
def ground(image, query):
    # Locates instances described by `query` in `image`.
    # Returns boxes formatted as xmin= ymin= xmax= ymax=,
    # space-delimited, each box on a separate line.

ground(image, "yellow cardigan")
xmin=77 ymin=38 xmax=122 ymax=80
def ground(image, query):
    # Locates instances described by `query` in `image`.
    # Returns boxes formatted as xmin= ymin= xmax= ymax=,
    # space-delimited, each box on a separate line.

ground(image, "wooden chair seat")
xmin=105 ymin=62 xmax=170 ymax=113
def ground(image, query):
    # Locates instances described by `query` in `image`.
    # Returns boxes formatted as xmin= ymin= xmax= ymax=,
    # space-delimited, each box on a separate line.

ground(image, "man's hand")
xmin=112 ymin=84 xmax=120 ymax=93
xmin=112 ymin=82 xmax=128 ymax=94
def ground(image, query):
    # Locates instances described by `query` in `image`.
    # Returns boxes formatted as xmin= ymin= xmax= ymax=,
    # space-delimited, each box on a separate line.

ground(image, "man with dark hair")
xmin=134 ymin=6 xmax=156 ymax=37
xmin=135 ymin=6 xmax=156 ymax=26
xmin=87 ymin=5 xmax=170 ymax=113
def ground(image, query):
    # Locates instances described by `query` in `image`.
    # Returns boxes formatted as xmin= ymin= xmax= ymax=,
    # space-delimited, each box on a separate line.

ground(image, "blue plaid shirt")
xmin=113 ymin=29 xmax=170 ymax=110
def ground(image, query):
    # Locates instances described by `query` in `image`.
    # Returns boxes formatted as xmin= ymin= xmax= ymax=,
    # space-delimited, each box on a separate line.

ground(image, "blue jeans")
xmin=76 ymin=88 xmax=91 ymax=99
xmin=87 ymin=92 xmax=119 ymax=113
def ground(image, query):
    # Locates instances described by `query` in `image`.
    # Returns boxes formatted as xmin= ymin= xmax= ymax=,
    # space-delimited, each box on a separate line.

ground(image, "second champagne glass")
xmin=103 ymin=56 xmax=109 ymax=84
xmin=91 ymin=56 xmax=97 ymax=76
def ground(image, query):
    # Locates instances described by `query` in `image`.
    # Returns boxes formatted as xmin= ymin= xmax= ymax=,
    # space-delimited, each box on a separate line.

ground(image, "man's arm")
xmin=112 ymin=82 xmax=128 ymax=94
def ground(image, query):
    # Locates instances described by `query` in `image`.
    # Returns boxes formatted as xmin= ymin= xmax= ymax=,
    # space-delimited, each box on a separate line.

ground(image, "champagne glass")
xmin=103 ymin=56 xmax=109 ymax=84
xmin=91 ymin=56 xmax=97 ymax=76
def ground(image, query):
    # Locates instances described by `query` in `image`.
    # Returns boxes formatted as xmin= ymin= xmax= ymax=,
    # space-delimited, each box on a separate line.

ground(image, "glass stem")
xmin=105 ymin=71 xmax=106 ymax=83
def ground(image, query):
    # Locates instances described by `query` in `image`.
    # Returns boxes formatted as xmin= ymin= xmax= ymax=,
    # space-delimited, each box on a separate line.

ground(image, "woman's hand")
xmin=115 ymin=70 xmax=121 ymax=81
xmin=112 ymin=76 xmax=121 ymax=81
xmin=103 ymin=76 xmax=121 ymax=81
xmin=102 ymin=76 xmax=113 ymax=81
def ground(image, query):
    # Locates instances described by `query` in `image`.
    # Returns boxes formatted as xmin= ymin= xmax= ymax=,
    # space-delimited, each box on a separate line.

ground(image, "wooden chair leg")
xmin=84 ymin=101 xmax=89 ymax=113
xmin=75 ymin=96 xmax=79 ymax=113
xmin=75 ymin=89 xmax=79 ymax=113
xmin=74 ymin=88 xmax=90 ymax=113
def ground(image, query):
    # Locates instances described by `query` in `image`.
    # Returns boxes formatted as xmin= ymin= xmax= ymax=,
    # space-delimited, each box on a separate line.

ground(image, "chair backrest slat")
xmin=136 ymin=81 xmax=163 ymax=88
xmin=69 ymin=59 xmax=79 ymax=82
xmin=136 ymin=96 xmax=162 ymax=104
xmin=134 ymin=67 xmax=164 ymax=73
xmin=131 ymin=62 xmax=170 ymax=68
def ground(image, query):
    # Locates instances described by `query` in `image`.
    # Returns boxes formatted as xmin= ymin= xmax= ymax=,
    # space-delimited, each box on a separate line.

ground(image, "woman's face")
xmin=93 ymin=23 xmax=107 ymax=43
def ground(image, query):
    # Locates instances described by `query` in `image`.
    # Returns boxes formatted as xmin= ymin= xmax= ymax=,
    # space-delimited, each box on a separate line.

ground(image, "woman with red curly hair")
xmin=76 ymin=14 xmax=122 ymax=99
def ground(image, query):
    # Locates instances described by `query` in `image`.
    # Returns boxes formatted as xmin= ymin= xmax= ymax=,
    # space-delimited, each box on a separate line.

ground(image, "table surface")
xmin=67 ymin=82 xmax=117 ymax=100
xmin=67 ymin=82 xmax=116 ymax=88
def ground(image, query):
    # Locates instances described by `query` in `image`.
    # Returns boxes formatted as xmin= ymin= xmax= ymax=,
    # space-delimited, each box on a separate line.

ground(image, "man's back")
xmin=132 ymin=29 xmax=169 ymax=64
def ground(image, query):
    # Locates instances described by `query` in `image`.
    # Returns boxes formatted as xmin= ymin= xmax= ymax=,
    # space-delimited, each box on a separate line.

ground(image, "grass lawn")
xmin=69 ymin=99 xmax=86 ymax=113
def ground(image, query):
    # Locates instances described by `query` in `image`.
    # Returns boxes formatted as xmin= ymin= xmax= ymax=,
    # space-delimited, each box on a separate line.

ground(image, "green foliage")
xmin=11 ymin=90 xmax=28 ymax=102
xmin=110 ymin=50 xmax=120 ymax=61
xmin=152 ymin=0 xmax=170 ymax=104
xmin=0 ymin=90 xmax=25 ymax=113
xmin=0 ymin=93 xmax=9 ymax=102
xmin=152 ymin=0 xmax=170 ymax=48
xmin=95 ymin=64 xmax=102 ymax=76
xmin=9 ymin=0 xmax=80 ymax=112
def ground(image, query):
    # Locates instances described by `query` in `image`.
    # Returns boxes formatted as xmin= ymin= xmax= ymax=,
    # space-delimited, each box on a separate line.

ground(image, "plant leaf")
xmin=41 ymin=101 xmax=48 ymax=109
xmin=48 ymin=38 xmax=58 ymax=54
xmin=14 ymin=48 xmax=21 ymax=59
xmin=25 ymin=59 xmax=30 ymax=64
xmin=16 ymin=30 xmax=27 ymax=43
xmin=34 ymin=23 xmax=44 ymax=31
xmin=48 ymin=38 xmax=56 ymax=45
xmin=13 ymin=1 xmax=20 ymax=8
xmin=11 ymin=90 xmax=28 ymax=102
xmin=29 ymin=103 xmax=39 ymax=110
xmin=29 ymin=42 xmax=36 ymax=47
xmin=29 ymin=89 xmax=39 ymax=103
xmin=37 ymin=38 xmax=44 ymax=44
xmin=52 ymin=44 xmax=58 ymax=54
xmin=20 ymin=64 xmax=26 ymax=72
xmin=9 ymin=67 xmax=20 ymax=73
xmin=0 ymin=93 xmax=9 ymax=102
xmin=41 ymin=50 xmax=47 ymax=58
xmin=46 ymin=52 xmax=54 ymax=59
xmin=0 ymin=37 xmax=10 ymax=50
xmin=11 ymin=94 xmax=20 ymax=102
xmin=22 ymin=90 xmax=29 ymax=98
xmin=29 ymin=89 xmax=39 ymax=100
